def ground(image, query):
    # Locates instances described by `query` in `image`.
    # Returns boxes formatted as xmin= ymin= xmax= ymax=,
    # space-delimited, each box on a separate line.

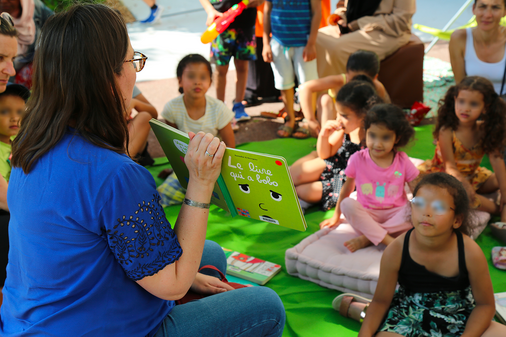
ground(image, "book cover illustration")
xmin=222 ymin=248 xmax=281 ymax=285
xmin=221 ymin=149 xmax=303 ymax=231
xmin=150 ymin=119 xmax=307 ymax=231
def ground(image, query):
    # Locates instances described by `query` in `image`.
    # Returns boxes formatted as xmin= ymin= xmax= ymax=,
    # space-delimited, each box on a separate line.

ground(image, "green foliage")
xmin=42 ymin=0 xmax=106 ymax=13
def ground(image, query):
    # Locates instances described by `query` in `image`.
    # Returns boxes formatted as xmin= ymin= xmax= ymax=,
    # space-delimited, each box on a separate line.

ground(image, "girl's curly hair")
xmin=364 ymin=104 xmax=415 ymax=149
xmin=433 ymin=76 xmax=506 ymax=154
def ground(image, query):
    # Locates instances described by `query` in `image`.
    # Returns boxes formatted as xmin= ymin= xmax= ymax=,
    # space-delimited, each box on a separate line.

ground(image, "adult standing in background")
xmin=450 ymin=0 xmax=506 ymax=95
xmin=316 ymin=0 xmax=416 ymax=78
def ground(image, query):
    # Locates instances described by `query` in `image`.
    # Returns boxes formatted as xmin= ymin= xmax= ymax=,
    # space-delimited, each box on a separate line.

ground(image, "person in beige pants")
xmin=316 ymin=0 xmax=416 ymax=78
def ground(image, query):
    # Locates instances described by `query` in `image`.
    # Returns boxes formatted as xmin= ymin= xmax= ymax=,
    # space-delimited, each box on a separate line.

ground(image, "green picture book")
xmin=150 ymin=119 xmax=307 ymax=232
xmin=222 ymin=248 xmax=281 ymax=286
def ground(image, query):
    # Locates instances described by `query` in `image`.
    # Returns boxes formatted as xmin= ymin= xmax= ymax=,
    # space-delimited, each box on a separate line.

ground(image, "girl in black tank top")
xmin=358 ymin=173 xmax=505 ymax=337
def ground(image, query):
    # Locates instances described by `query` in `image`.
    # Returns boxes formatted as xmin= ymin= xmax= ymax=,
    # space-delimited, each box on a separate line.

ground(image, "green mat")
xmin=146 ymin=126 xmax=506 ymax=336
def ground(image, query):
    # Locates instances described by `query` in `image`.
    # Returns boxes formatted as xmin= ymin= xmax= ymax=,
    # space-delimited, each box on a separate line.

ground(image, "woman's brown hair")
xmin=11 ymin=3 xmax=130 ymax=173
xmin=433 ymin=76 xmax=506 ymax=154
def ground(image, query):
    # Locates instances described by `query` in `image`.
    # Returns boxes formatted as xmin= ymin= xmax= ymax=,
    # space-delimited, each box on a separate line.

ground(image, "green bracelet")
xmin=183 ymin=198 xmax=210 ymax=209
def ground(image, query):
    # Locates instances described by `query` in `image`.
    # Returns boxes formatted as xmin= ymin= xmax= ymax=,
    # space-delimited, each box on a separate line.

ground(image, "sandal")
xmin=332 ymin=293 xmax=371 ymax=322
xmin=277 ymin=124 xmax=293 ymax=138
xmin=261 ymin=107 xmax=287 ymax=119
xmin=292 ymin=125 xmax=310 ymax=139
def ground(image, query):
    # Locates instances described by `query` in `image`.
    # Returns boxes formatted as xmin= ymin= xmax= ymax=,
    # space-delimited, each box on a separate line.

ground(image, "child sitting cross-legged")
xmin=357 ymin=172 xmax=506 ymax=336
xmin=320 ymin=104 xmax=418 ymax=253
xmin=297 ymin=50 xmax=390 ymax=138
xmin=263 ymin=0 xmax=321 ymax=138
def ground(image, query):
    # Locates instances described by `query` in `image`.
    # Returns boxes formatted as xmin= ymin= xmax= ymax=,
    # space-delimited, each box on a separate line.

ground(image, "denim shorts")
xmin=269 ymin=38 xmax=318 ymax=90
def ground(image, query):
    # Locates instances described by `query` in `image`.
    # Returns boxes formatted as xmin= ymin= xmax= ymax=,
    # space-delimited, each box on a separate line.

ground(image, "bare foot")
xmin=344 ymin=235 xmax=372 ymax=252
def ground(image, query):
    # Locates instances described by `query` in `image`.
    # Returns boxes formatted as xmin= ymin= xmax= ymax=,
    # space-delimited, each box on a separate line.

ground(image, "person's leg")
xmin=340 ymin=198 xmax=406 ymax=251
xmin=234 ymin=59 xmax=249 ymax=105
xmin=481 ymin=321 xmax=506 ymax=336
xmin=211 ymin=31 xmax=233 ymax=102
xmin=293 ymin=46 xmax=319 ymax=138
xmin=319 ymin=93 xmax=337 ymax=127
xmin=279 ymin=88 xmax=296 ymax=137
xmin=215 ymin=64 xmax=229 ymax=102
xmin=232 ymin=27 xmax=256 ymax=121
xmin=198 ymin=240 xmax=227 ymax=278
xmin=289 ymin=153 xmax=326 ymax=185
xmin=270 ymin=40 xmax=296 ymax=137
xmin=155 ymin=287 xmax=286 ymax=337
xmin=315 ymin=28 xmax=410 ymax=78
xmin=127 ymin=111 xmax=152 ymax=157
xmin=296 ymin=181 xmax=323 ymax=203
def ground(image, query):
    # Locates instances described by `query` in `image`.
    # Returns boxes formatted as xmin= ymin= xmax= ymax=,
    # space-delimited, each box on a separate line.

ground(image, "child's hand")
xmin=303 ymin=43 xmax=316 ymax=62
xmin=262 ymin=43 xmax=273 ymax=63
xmin=321 ymin=120 xmax=342 ymax=137
xmin=319 ymin=214 xmax=344 ymax=229
xmin=206 ymin=9 xmax=222 ymax=26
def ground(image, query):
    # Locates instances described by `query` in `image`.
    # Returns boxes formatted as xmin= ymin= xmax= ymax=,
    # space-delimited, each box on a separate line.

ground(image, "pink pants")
xmin=340 ymin=198 xmax=412 ymax=246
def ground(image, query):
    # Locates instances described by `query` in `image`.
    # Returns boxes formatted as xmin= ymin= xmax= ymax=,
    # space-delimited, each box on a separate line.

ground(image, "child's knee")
xmin=320 ymin=94 xmax=334 ymax=108
xmin=340 ymin=197 xmax=357 ymax=213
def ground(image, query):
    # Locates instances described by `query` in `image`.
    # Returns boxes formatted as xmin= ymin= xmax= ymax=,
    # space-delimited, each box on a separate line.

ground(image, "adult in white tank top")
xmin=450 ymin=0 xmax=506 ymax=94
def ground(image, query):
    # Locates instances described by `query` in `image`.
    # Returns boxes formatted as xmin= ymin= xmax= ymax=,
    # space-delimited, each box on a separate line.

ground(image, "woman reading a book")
xmin=0 ymin=4 xmax=285 ymax=337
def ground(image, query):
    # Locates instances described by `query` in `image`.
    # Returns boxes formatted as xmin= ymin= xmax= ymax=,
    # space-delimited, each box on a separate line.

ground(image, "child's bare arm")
xmin=358 ymin=238 xmax=402 ymax=336
xmin=262 ymin=2 xmax=273 ymax=63
xmin=299 ymin=76 xmax=344 ymax=124
xmin=131 ymin=93 xmax=158 ymax=119
xmin=439 ymin=128 xmax=475 ymax=197
xmin=373 ymin=80 xmax=391 ymax=103
xmin=319 ymin=177 xmax=355 ymax=229
xmin=246 ymin=0 xmax=265 ymax=8
xmin=218 ymin=123 xmax=236 ymax=148
xmin=461 ymin=237 xmax=496 ymax=337
xmin=303 ymin=0 xmax=322 ymax=62
xmin=316 ymin=120 xmax=344 ymax=159
xmin=0 ymin=175 xmax=8 ymax=211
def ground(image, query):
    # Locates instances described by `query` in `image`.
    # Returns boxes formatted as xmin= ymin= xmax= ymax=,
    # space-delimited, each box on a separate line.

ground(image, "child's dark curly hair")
xmin=433 ymin=76 xmax=506 ymax=154
xmin=335 ymin=78 xmax=382 ymax=119
xmin=364 ymin=104 xmax=415 ymax=149
xmin=176 ymin=54 xmax=212 ymax=94
xmin=412 ymin=172 xmax=471 ymax=236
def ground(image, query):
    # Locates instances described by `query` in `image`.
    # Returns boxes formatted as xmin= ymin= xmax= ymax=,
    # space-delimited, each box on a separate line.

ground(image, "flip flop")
xmin=332 ymin=293 xmax=371 ymax=321
xmin=277 ymin=124 xmax=293 ymax=138
xmin=292 ymin=125 xmax=310 ymax=139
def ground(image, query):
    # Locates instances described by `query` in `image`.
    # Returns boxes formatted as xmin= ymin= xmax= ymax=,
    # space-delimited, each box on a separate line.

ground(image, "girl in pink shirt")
xmin=320 ymin=104 xmax=418 ymax=252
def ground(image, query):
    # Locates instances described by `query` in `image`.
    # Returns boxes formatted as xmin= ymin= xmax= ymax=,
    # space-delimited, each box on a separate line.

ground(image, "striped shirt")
xmin=161 ymin=95 xmax=234 ymax=136
xmin=267 ymin=0 xmax=312 ymax=47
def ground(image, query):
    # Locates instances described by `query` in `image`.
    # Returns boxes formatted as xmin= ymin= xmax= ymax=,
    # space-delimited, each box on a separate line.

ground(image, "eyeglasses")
xmin=410 ymin=196 xmax=455 ymax=215
xmin=124 ymin=51 xmax=147 ymax=72
xmin=0 ymin=12 xmax=14 ymax=27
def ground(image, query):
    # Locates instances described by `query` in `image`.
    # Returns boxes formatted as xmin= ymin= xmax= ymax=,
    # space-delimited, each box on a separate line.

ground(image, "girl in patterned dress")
xmin=418 ymin=76 xmax=506 ymax=222
xmin=290 ymin=78 xmax=379 ymax=211
xmin=359 ymin=172 xmax=506 ymax=337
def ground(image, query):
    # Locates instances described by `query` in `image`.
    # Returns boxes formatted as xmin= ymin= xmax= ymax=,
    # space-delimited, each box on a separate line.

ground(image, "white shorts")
xmin=269 ymin=38 xmax=318 ymax=90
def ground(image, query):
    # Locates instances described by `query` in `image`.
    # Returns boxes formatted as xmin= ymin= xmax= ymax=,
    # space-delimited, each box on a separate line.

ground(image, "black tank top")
xmin=398 ymin=228 xmax=470 ymax=293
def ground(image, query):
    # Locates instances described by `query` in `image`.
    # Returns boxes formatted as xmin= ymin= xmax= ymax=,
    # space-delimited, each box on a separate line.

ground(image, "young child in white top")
xmin=161 ymin=54 xmax=235 ymax=148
